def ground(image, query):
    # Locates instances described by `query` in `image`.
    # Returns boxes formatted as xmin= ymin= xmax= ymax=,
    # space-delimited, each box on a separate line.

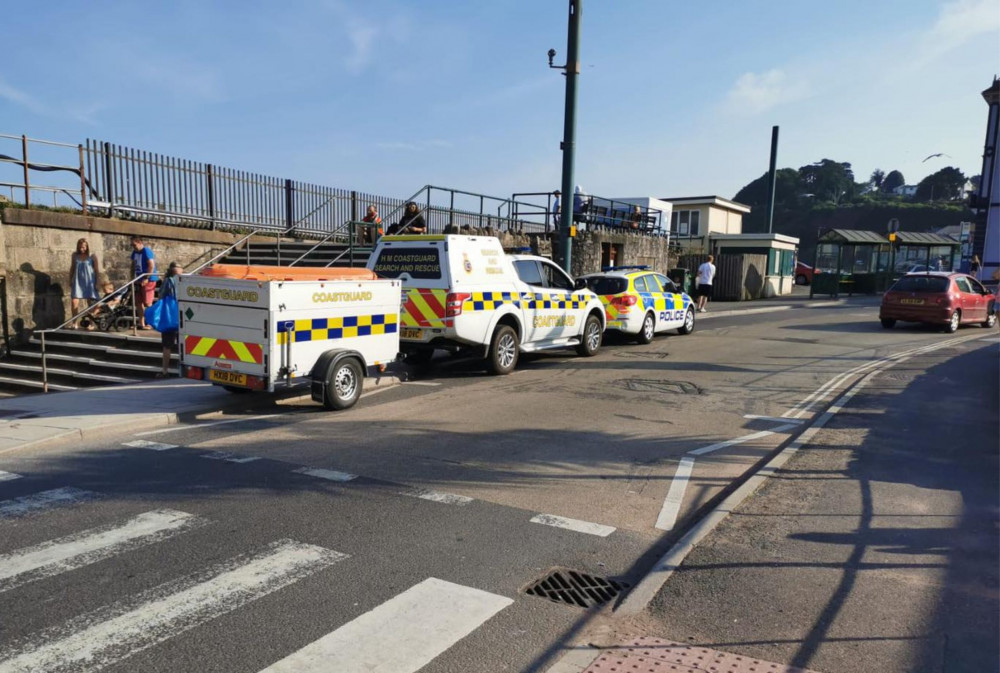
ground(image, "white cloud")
xmin=724 ymin=69 xmax=808 ymax=115
xmin=922 ymin=0 xmax=1000 ymax=60
xmin=0 ymin=77 xmax=47 ymax=115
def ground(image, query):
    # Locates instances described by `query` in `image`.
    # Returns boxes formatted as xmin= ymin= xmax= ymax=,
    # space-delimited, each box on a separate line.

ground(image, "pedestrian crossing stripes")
xmin=123 ymin=440 xmax=178 ymax=451
xmin=0 ymin=509 xmax=208 ymax=594
xmin=258 ymin=577 xmax=512 ymax=673
xmin=0 ymin=488 xmax=100 ymax=519
xmin=0 ymin=471 xmax=21 ymax=482
xmin=199 ymin=451 xmax=261 ymax=464
xmin=529 ymin=513 xmax=616 ymax=537
xmin=402 ymin=488 xmax=474 ymax=506
xmin=292 ymin=467 xmax=358 ymax=482
xmin=0 ymin=540 xmax=347 ymax=673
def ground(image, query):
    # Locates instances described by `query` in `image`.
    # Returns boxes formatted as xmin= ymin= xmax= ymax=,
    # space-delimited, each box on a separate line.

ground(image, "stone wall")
xmin=0 ymin=208 xmax=258 ymax=341
xmin=570 ymin=228 xmax=677 ymax=277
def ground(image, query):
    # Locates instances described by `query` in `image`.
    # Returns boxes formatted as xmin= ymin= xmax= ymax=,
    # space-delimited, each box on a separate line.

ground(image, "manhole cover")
xmin=616 ymin=379 xmax=701 ymax=394
xmin=613 ymin=351 xmax=671 ymax=360
xmin=524 ymin=569 xmax=626 ymax=608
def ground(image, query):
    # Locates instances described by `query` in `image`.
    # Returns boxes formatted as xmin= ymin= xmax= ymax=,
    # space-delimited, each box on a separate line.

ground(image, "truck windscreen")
xmin=371 ymin=247 xmax=442 ymax=280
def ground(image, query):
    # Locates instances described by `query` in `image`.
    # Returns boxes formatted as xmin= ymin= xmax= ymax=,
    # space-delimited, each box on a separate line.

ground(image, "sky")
xmin=2 ymin=0 xmax=999 ymax=205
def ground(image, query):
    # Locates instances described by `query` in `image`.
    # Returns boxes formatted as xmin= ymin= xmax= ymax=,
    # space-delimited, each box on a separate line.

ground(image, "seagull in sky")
xmin=921 ymin=153 xmax=951 ymax=162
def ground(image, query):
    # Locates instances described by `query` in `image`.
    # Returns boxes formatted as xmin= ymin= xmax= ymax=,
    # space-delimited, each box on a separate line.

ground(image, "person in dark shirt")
xmin=388 ymin=201 xmax=427 ymax=235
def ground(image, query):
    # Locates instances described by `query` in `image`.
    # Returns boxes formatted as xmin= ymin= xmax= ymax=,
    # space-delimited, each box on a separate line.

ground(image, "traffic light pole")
xmin=557 ymin=0 xmax=581 ymax=273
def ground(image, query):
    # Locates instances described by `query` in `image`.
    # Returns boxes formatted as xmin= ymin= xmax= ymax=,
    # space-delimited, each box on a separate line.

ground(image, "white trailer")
xmin=178 ymin=267 xmax=401 ymax=410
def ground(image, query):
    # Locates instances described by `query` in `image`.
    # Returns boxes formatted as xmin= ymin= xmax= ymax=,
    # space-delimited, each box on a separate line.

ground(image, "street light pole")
xmin=553 ymin=0 xmax=581 ymax=273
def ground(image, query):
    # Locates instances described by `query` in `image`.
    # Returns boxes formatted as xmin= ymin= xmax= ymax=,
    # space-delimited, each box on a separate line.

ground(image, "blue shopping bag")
xmin=144 ymin=295 xmax=179 ymax=332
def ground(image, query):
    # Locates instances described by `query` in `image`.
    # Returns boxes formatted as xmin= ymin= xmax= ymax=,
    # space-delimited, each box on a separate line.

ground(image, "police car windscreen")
xmin=891 ymin=276 xmax=950 ymax=293
xmin=584 ymin=277 xmax=628 ymax=295
xmin=371 ymin=247 xmax=442 ymax=279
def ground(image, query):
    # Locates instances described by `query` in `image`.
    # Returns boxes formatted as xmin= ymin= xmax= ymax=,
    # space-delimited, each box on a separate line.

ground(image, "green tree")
xmin=869 ymin=169 xmax=885 ymax=193
xmin=915 ymin=166 xmax=965 ymax=201
xmin=882 ymin=170 xmax=905 ymax=194
xmin=733 ymin=168 xmax=803 ymax=209
xmin=798 ymin=159 xmax=855 ymax=204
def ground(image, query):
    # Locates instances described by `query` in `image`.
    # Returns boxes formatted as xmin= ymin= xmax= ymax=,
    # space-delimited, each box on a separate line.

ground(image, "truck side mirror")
xmin=574 ymin=278 xmax=587 ymax=290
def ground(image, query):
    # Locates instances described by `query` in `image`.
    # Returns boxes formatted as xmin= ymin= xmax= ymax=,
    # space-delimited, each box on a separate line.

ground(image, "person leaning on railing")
xmin=360 ymin=205 xmax=382 ymax=245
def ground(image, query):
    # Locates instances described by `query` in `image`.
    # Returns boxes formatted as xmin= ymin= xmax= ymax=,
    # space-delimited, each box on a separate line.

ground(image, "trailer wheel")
xmin=323 ymin=357 xmax=364 ymax=410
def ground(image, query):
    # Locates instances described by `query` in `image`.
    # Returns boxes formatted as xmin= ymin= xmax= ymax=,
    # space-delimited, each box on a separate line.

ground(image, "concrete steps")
xmin=0 ymin=329 xmax=177 ymax=395
xmin=218 ymin=241 xmax=372 ymax=268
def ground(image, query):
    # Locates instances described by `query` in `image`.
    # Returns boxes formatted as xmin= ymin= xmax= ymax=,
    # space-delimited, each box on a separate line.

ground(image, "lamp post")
xmin=549 ymin=0 xmax=582 ymax=273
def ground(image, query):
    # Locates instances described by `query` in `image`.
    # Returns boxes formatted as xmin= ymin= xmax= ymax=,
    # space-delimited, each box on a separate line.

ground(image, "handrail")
xmin=39 ymin=272 xmax=154 ymax=392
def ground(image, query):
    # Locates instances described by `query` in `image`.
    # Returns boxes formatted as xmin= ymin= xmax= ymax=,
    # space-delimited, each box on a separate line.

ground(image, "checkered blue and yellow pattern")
xmin=462 ymin=292 xmax=521 ymax=312
xmin=523 ymin=293 xmax=590 ymax=310
xmin=276 ymin=314 xmax=398 ymax=344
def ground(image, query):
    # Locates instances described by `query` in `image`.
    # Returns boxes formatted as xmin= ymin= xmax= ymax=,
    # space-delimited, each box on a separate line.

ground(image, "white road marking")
xmin=122 ymin=440 xmax=178 ymax=451
xmin=293 ymin=467 xmax=358 ymax=482
xmin=0 ymin=540 xmax=347 ymax=673
xmin=0 ymin=509 xmax=208 ymax=593
xmin=0 ymin=488 xmax=100 ymax=519
xmin=688 ymin=425 xmax=800 ymax=456
xmin=0 ymin=471 xmax=21 ymax=482
xmin=654 ymin=457 xmax=696 ymax=531
xmin=401 ymin=381 xmax=441 ymax=386
xmin=530 ymin=514 xmax=616 ymax=537
xmin=135 ymin=414 xmax=284 ymax=436
xmin=199 ymin=451 xmax=261 ymax=464
xmin=403 ymin=489 xmax=474 ymax=506
xmin=258 ymin=577 xmax=512 ymax=673
xmin=742 ymin=414 xmax=804 ymax=425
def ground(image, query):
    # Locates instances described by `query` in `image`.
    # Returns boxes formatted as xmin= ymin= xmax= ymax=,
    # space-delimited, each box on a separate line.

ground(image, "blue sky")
xmin=2 ymin=0 xmax=998 ymax=203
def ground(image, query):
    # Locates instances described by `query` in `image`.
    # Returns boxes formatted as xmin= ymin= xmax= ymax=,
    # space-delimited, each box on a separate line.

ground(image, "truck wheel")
xmin=324 ymin=358 xmax=364 ymax=410
xmin=488 ymin=325 xmax=519 ymax=375
xmin=576 ymin=314 xmax=602 ymax=356
xmin=677 ymin=308 xmax=695 ymax=335
xmin=636 ymin=312 xmax=655 ymax=345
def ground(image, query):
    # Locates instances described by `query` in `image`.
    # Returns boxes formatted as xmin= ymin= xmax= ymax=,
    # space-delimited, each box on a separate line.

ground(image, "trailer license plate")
xmin=209 ymin=370 xmax=248 ymax=387
xmin=401 ymin=327 xmax=423 ymax=340
xmin=900 ymin=298 xmax=924 ymax=305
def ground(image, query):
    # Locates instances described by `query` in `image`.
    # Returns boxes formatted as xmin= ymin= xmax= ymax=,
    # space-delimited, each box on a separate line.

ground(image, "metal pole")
xmin=131 ymin=281 xmax=138 ymax=336
xmin=103 ymin=142 xmax=115 ymax=217
xmin=78 ymin=145 xmax=88 ymax=214
xmin=206 ymin=164 xmax=216 ymax=230
xmin=41 ymin=331 xmax=48 ymax=393
xmin=21 ymin=135 xmax=30 ymax=208
xmin=557 ymin=0 xmax=581 ymax=273
xmin=765 ymin=125 xmax=779 ymax=234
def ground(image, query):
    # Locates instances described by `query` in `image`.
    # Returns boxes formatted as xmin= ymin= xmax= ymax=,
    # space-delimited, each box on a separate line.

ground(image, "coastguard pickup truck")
xmin=367 ymin=234 xmax=605 ymax=374
xmin=179 ymin=264 xmax=400 ymax=410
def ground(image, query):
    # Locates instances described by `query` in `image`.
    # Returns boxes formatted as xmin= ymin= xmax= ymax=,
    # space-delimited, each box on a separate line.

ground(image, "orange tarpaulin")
xmin=198 ymin=264 xmax=377 ymax=282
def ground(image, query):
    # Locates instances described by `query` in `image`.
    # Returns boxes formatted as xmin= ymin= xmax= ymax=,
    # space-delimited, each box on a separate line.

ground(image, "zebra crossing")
xmin=0 ymin=482 xmax=516 ymax=673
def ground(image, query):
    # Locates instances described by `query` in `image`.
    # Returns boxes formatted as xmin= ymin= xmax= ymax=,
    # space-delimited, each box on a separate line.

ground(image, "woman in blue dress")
xmin=69 ymin=238 xmax=100 ymax=329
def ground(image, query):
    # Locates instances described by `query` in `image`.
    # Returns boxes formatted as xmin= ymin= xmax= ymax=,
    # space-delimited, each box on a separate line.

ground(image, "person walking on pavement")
xmin=69 ymin=238 xmax=100 ymax=330
xmin=696 ymin=255 xmax=716 ymax=313
xmin=130 ymin=236 xmax=158 ymax=330
xmin=157 ymin=261 xmax=183 ymax=377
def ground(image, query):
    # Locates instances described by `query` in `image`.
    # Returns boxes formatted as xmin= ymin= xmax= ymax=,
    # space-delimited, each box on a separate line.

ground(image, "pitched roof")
xmin=818 ymin=229 xmax=886 ymax=244
xmin=894 ymin=231 xmax=959 ymax=245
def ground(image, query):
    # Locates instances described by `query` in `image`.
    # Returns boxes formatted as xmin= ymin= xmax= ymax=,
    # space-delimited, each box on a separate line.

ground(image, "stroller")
xmin=85 ymin=284 xmax=139 ymax=332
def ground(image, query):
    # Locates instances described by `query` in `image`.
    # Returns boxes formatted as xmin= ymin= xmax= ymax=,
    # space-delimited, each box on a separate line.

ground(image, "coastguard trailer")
xmin=178 ymin=264 xmax=401 ymax=410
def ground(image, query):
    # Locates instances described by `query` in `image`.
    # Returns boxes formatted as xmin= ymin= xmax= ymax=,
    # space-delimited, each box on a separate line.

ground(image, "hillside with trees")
xmin=734 ymin=159 xmax=974 ymax=260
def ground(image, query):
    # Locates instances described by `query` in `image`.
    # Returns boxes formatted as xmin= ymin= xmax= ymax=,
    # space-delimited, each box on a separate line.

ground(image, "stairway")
xmin=0 ymin=329 xmax=178 ymax=394
xmin=218 ymin=241 xmax=372 ymax=268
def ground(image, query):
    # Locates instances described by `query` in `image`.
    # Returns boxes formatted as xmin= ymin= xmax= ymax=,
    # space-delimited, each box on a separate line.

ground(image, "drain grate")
xmin=524 ymin=569 xmax=626 ymax=608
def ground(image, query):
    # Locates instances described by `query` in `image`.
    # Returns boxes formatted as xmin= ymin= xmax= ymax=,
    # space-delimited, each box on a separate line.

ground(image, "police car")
xmin=580 ymin=266 xmax=695 ymax=344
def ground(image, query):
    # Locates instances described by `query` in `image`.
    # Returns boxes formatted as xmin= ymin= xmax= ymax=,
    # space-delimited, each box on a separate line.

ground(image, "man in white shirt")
xmin=696 ymin=255 xmax=716 ymax=312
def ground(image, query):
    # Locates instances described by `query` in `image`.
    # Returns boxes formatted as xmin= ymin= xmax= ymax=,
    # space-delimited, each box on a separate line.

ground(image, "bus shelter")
xmin=890 ymin=232 xmax=961 ymax=276
xmin=810 ymin=229 xmax=892 ymax=297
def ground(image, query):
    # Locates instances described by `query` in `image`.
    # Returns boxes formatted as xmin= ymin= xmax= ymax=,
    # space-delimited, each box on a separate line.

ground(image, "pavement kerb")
xmin=0 ymin=373 xmax=402 ymax=456
xmin=696 ymin=296 xmax=875 ymax=320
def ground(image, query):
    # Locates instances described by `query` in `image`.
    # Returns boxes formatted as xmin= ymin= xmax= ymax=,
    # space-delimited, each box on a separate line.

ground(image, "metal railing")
xmin=0 ymin=134 xmax=89 ymax=211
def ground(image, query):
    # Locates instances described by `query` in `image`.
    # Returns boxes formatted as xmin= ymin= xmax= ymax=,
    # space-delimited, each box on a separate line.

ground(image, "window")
xmin=654 ymin=274 xmax=677 ymax=293
xmin=670 ymin=210 xmax=700 ymax=237
xmin=969 ymin=277 xmax=987 ymax=294
xmin=513 ymin=260 xmax=543 ymax=286
xmin=955 ymin=277 xmax=973 ymax=294
xmin=891 ymin=276 xmax=950 ymax=293
xmin=633 ymin=276 xmax=650 ymax=293
xmin=370 ymin=246 xmax=442 ymax=279
xmin=584 ymin=277 xmax=628 ymax=295
xmin=540 ymin=261 xmax=574 ymax=291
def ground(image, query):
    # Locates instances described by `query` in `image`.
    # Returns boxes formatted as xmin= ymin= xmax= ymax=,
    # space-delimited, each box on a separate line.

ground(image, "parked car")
xmin=794 ymin=261 xmax=816 ymax=285
xmin=579 ymin=267 xmax=695 ymax=343
xmin=879 ymin=272 xmax=997 ymax=333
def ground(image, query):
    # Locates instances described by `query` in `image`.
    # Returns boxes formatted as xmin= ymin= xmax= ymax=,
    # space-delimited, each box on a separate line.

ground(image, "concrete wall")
xmin=0 ymin=208 xmax=255 ymax=340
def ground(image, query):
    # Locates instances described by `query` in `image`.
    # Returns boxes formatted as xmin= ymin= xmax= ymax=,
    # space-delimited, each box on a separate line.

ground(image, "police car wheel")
xmin=576 ymin=315 xmax=602 ymax=356
xmin=324 ymin=358 xmax=364 ymax=410
xmin=677 ymin=308 xmax=695 ymax=335
xmin=636 ymin=312 xmax=655 ymax=344
xmin=488 ymin=325 xmax=519 ymax=375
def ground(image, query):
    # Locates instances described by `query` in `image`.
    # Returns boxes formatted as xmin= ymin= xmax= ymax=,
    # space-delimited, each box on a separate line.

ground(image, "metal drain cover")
xmin=524 ymin=569 xmax=626 ymax=608
xmin=617 ymin=379 xmax=701 ymax=394
xmin=613 ymin=351 xmax=671 ymax=360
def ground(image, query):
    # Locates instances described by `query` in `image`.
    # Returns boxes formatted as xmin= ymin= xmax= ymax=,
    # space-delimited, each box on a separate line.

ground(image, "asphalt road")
xmin=0 ymin=299 xmax=994 ymax=673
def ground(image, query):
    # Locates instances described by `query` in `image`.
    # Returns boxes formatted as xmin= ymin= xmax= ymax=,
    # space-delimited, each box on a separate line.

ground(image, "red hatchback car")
xmin=880 ymin=272 xmax=997 ymax=333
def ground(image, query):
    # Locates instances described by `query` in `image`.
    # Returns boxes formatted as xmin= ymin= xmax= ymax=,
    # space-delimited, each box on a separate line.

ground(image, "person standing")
xmin=970 ymin=255 xmax=982 ymax=278
xmin=696 ymin=254 xmax=716 ymax=313
xmin=69 ymin=238 xmax=100 ymax=329
xmin=551 ymin=190 xmax=561 ymax=221
xmin=157 ymin=262 xmax=182 ymax=377
xmin=130 ymin=236 xmax=158 ymax=329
